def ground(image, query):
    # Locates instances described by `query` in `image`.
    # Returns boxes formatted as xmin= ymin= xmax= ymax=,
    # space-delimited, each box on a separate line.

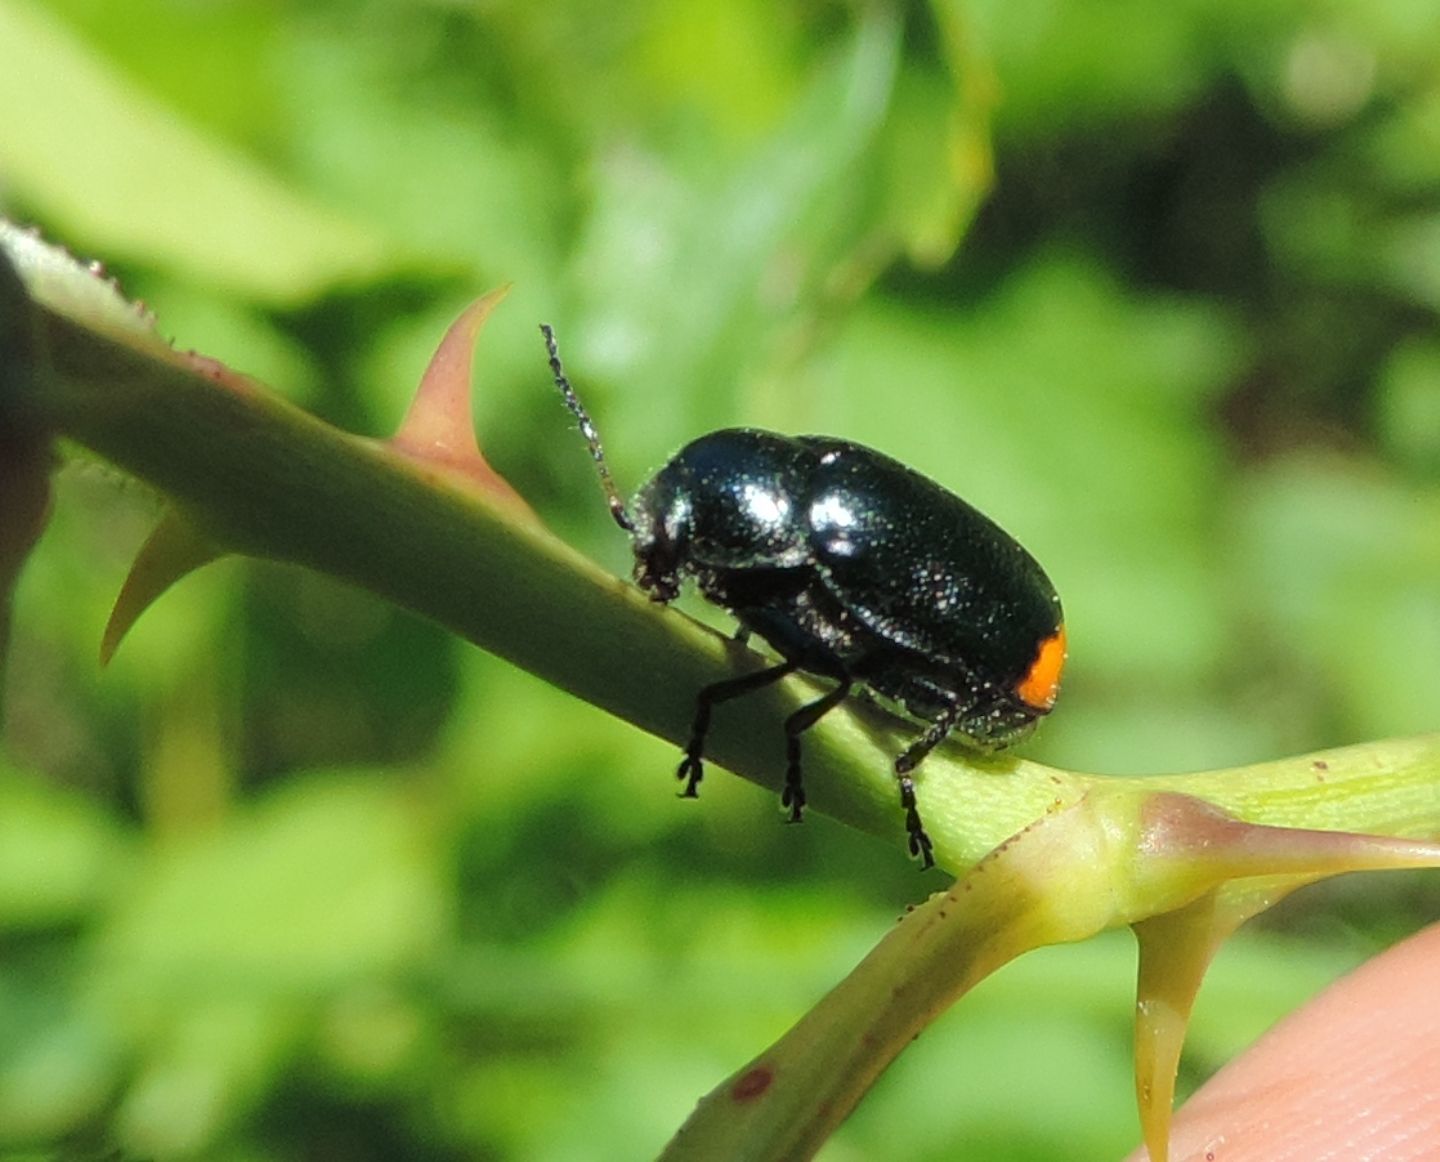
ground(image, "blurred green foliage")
xmin=1 ymin=0 xmax=1438 ymax=1158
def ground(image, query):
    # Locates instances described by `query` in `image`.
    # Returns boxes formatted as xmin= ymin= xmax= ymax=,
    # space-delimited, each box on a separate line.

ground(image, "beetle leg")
xmin=780 ymin=677 xmax=853 ymax=823
xmin=894 ymin=702 xmax=964 ymax=775
xmin=678 ymin=660 xmax=798 ymax=798
xmin=893 ymin=704 xmax=964 ymax=870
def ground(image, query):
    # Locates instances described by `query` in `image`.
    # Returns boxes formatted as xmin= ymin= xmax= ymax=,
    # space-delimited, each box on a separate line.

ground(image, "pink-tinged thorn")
xmin=1131 ymin=894 xmax=1230 ymax=1162
xmin=1139 ymin=792 xmax=1440 ymax=882
xmin=1126 ymin=792 xmax=1440 ymax=1162
xmin=388 ymin=285 xmax=538 ymax=521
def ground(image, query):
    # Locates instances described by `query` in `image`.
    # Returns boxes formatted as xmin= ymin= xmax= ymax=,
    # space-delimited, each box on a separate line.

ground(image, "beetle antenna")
xmin=540 ymin=324 xmax=635 ymax=533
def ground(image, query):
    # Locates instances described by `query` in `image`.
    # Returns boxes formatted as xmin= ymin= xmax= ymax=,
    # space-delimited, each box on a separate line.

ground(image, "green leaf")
xmin=0 ymin=2 xmax=397 ymax=303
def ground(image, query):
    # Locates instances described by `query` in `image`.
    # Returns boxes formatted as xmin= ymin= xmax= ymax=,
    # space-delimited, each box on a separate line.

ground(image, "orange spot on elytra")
xmin=1016 ymin=624 xmax=1066 ymax=710
xmin=730 ymin=1066 xmax=775 ymax=1102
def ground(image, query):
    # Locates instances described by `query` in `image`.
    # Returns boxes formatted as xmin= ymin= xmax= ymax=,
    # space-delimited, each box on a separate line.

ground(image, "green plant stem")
xmin=19 ymin=297 xmax=1073 ymax=862
xmin=6 ymin=266 xmax=1440 ymax=874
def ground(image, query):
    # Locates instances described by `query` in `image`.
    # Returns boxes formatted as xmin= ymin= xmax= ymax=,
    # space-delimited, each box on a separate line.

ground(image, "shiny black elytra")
xmin=541 ymin=324 xmax=1066 ymax=868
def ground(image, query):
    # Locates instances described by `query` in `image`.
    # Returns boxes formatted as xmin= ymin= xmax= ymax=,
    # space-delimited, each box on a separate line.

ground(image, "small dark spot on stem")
xmin=730 ymin=1066 xmax=774 ymax=1102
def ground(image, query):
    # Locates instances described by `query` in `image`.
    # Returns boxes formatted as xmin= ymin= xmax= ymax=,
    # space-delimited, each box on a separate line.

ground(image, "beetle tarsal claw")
xmin=908 ymin=824 xmax=935 ymax=869
xmin=781 ymin=780 xmax=806 ymax=823
xmin=677 ymin=752 xmax=704 ymax=798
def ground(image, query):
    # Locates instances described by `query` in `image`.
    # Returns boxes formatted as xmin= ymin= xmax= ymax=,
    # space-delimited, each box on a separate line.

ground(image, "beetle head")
xmin=628 ymin=430 xmax=815 ymax=603
xmin=628 ymin=474 xmax=688 ymax=603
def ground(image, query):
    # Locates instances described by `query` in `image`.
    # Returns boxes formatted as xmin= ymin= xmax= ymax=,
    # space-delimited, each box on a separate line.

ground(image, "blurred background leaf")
xmin=1 ymin=0 xmax=1437 ymax=1158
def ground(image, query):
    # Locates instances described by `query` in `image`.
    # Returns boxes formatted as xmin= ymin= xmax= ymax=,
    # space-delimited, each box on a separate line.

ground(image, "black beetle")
xmin=541 ymin=324 xmax=1065 ymax=867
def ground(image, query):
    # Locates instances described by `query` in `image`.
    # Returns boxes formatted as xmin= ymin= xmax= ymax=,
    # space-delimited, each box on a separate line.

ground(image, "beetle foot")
xmin=907 ymin=815 xmax=935 ymax=869
xmin=897 ymin=773 xmax=935 ymax=869
xmin=781 ymin=780 xmax=806 ymax=824
xmin=782 ymin=744 xmax=807 ymax=822
xmin=676 ymin=751 xmax=704 ymax=798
